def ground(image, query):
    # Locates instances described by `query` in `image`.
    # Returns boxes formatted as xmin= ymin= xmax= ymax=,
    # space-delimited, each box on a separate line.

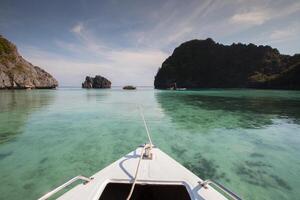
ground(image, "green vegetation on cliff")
xmin=154 ymin=38 xmax=300 ymax=90
xmin=0 ymin=36 xmax=13 ymax=55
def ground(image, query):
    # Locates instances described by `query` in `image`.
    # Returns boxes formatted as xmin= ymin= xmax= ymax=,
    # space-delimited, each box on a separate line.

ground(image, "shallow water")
xmin=0 ymin=88 xmax=300 ymax=200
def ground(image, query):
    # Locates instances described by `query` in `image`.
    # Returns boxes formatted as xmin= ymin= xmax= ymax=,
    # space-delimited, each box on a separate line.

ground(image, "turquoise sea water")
xmin=0 ymin=88 xmax=300 ymax=200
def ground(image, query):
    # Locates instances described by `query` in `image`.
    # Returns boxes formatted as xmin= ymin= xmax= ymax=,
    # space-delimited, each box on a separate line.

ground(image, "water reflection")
xmin=84 ymin=89 xmax=111 ymax=102
xmin=0 ymin=90 xmax=55 ymax=143
xmin=155 ymin=90 xmax=300 ymax=130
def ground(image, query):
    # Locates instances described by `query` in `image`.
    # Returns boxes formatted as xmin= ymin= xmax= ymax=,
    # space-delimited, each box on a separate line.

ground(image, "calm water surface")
xmin=0 ymin=88 xmax=300 ymax=200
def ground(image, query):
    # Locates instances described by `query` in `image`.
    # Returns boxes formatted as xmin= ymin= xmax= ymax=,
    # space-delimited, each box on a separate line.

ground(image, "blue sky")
xmin=1 ymin=0 xmax=299 ymax=86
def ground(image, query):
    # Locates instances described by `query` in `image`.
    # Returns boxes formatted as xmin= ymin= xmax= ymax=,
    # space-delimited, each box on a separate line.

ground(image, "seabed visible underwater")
xmin=0 ymin=88 xmax=300 ymax=200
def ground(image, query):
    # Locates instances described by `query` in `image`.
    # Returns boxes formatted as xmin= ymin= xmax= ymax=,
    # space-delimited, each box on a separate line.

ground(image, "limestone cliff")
xmin=154 ymin=38 xmax=300 ymax=90
xmin=82 ymin=75 xmax=111 ymax=88
xmin=0 ymin=35 xmax=58 ymax=89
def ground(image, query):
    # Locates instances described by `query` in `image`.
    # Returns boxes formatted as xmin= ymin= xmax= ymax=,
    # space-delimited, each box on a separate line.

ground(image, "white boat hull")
xmin=56 ymin=146 xmax=228 ymax=200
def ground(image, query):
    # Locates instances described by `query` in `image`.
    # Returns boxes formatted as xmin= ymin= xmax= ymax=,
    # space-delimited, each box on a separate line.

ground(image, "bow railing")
xmin=38 ymin=175 xmax=92 ymax=200
xmin=199 ymin=179 xmax=242 ymax=200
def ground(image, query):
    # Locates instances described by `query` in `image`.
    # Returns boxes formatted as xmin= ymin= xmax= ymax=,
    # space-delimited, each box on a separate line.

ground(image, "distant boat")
xmin=123 ymin=85 xmax=136 ymax=90
xmin=38 ymin=108 xmax=242 ymax=200
xmin=168 ymin=82 xmax=186 ymax=90
xmin=168 ymin=87 xmax=187 ymax=91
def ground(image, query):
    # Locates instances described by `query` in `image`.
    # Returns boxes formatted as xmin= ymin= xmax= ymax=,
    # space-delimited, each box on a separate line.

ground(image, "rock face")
xmin=154 ymin=38 xmax=300 ymax=90
xmin=82 ymin=75 xmax=111 ymax=88
xmin=0 ymin=35 xmax=58 ymax=89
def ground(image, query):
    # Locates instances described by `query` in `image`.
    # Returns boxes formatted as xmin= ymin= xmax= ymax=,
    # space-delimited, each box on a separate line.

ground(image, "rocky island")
xmin=123 ymin=85 xmax=136 ymax=90
xmin=82 ymin=75 xmax=111 ymax=88
xmin=0 ymin=35 xmax=58 ymax=89
xmin=154 ymin=38 xmax=300 ymax=90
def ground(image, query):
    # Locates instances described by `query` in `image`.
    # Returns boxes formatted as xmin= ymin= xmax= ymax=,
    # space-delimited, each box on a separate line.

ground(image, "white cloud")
xmin=269 ymin=24 xmax=300 ymax=43
xmin=270 ymin=30 xmax=294 ymax=41
xmin=70 ymin=22 xmax=108 ymax=54
xmin=230 ymin=10 xmax=269 ymax=25
xmin=133 ymin=0 xmax=225 ymax=48
xmin=20 ymin=42 xmax=167 ymax=86
xmin=71 ymin=23 xmax=84 ymax=34
xmin=17 ymin=0 xmax=300 ymax=86
xmin=64 ymin=22 xmax=168 ymax=85
xmin=230 ymin=1 xmax=300 ymax=26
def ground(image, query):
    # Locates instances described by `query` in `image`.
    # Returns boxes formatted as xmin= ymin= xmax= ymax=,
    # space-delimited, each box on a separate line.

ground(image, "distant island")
xmin=154 ymin=38 xmax=300 ymax=90
xmin=82 ymin=75 xmax=111 ymax=88
xmin=123 ymin=85 xmax=136 ymax=90
xmin=0 ymin=35 xmax=58 ymax=89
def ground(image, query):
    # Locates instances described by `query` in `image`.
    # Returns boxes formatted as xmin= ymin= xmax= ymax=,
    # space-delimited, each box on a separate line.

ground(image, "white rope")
xmin=126 ymin=106 xmax=153 ymax=200
xmin=126 ymin=145 xmax=146 ymax=200
xmin=139 ymin=105 xmax=153 ymax=147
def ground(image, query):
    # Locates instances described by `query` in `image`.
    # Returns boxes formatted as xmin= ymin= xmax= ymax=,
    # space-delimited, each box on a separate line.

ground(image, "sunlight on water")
xmin=0 ymin=88 xmax=300 ymax=200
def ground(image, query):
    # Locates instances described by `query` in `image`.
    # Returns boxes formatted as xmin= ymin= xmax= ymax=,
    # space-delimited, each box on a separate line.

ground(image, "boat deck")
xmin=57 ymin=146 xmax=227 ymax=200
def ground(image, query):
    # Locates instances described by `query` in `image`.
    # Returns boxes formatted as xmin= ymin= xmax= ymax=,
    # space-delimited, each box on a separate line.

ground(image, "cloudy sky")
xmin=1 ymin=0 xmax=299 ymax=86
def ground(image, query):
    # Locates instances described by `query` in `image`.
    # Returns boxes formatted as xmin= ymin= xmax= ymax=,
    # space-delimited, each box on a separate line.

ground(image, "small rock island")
xmin=82 ymin=75 xmax=111 ymax=88
xmin=123 ymin=85 xmax=136 ymax=90
xmin=0 ymin=35 xmax=58 ymax=89
xmin=154 ymin=38 xmax=300 ymax=90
